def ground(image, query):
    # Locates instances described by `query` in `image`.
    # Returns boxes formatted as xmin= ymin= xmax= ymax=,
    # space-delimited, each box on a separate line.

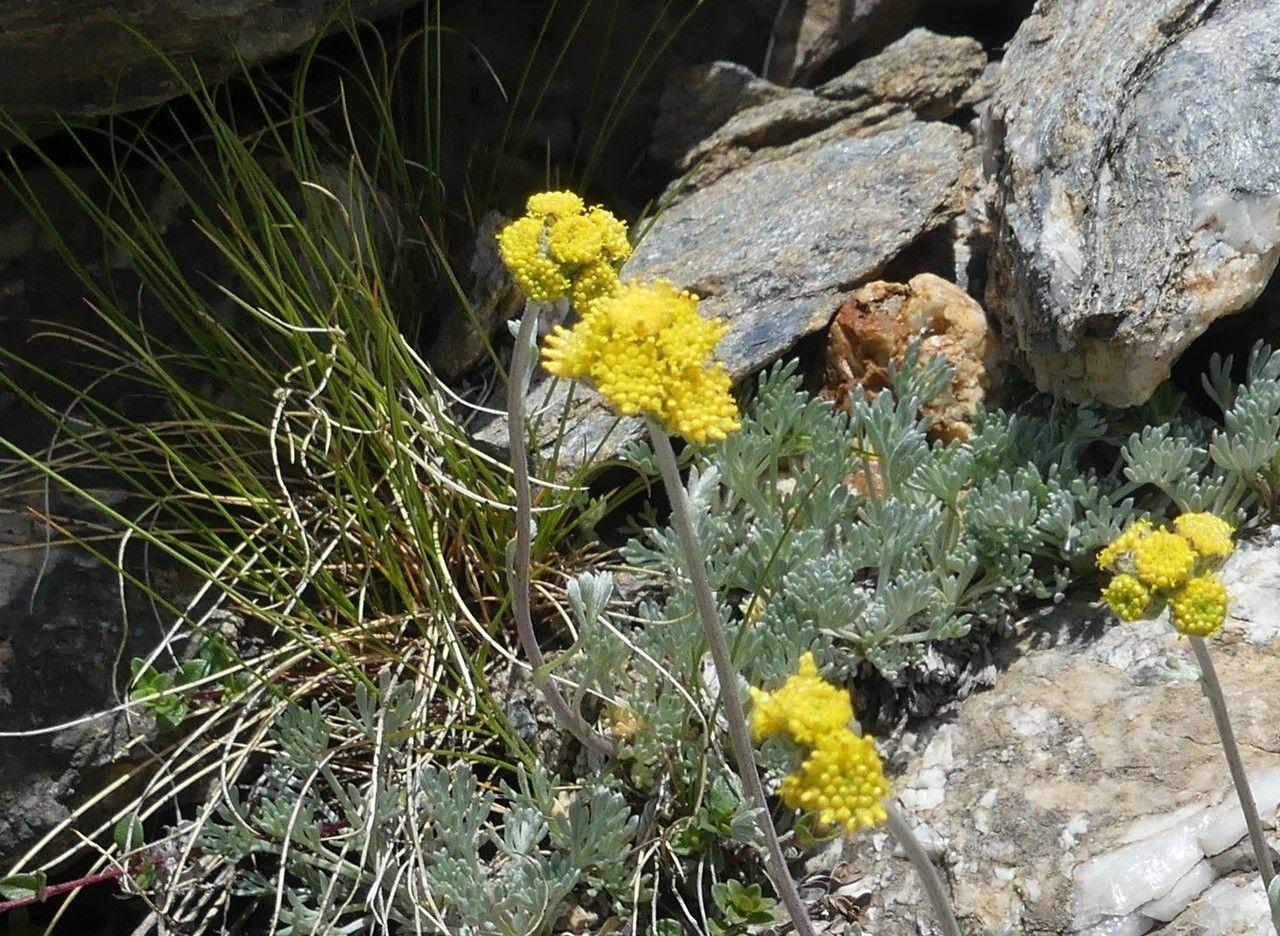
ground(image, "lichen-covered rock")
xmin=0 ymin=2 xmax=415 ymax=142
xmin=482 ymin=120 xmax=973 ymax=470
xmin=822 ymin=273 xmax=1002 ymax=441
xmin=820 ymin=533 xmax=1280 ymax=934
xmin=984 ymin=0 xmax=1280 ymax=406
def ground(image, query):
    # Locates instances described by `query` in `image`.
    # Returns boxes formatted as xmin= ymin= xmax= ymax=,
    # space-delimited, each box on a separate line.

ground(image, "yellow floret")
xmin=1097 ymin=519 xmax=1154 ymax=571
xmin=749 ymin=652 xmax=853 ymax=746
xmin=1101 ymin=573 xmax=1152 ymax=622
xmin=542 ymin=280 xmax=740 ymax=443
xmin=778 ymin=729 xmax=890 ymax=832
xmin=526 ymin=190 xmax=584 ymax=219
xmin=498 ymin=191 xmax=631 ymax=307
xmin=585 ymin=206 xmax=632 ymax=262
xmin=497 ymin=215 xmax=570 ymax=302
xmin=1132 ymin=529 xmax=1196 ymax=591
xmin=1174 ymin=512 xmax=1235 ymax=561
xmin=569 ymin=258 xmax=621 ymax=312
xmin=547 ymin=214 xmax=604 ymax=266
xmin=1170 ymin=574 xmax=1229 ymax=637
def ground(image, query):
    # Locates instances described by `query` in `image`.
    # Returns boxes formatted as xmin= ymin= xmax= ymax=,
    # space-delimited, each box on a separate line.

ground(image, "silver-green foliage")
xmin=622 ymin=350 xmax=1137 ymax=691
xmin=201 ymin=679 xmax=637 ymax=935
xmin=1126 ymin=342 xmax=1280 ymax=516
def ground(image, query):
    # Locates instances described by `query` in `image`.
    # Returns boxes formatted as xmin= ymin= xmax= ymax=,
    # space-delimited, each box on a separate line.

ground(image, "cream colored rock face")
xmin=823 ymin=536 xmax=1280 ymax=935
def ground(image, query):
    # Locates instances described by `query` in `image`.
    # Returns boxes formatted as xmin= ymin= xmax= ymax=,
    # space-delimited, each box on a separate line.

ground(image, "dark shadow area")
xmin=809 ymin=0 xmax=1035 ymax=87
xmin=1171 ymin=275 xmax=1280 ymax=414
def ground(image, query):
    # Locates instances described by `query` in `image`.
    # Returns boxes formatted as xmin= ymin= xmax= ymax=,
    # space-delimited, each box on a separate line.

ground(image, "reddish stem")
xmin=0 ymin=867 xmax=125 ymax=915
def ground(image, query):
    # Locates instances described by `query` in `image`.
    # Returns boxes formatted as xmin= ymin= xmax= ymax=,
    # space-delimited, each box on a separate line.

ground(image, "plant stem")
xmin=1190 ymin=635 xmax=1280 ymax=934
xmin=0 ymin=868 xmax=125 ymax=915
xmin=884 ymin=801 xmax=962 ymax=936
xmin=507 ymin=303 xmax=613 ymax=758
xmin=647 ymin=422 xmax=816 ymax=936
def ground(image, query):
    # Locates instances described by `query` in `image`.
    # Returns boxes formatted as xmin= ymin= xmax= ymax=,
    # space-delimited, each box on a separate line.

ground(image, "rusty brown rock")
xmin=823 ymin=273 xmax=1002 ymax=441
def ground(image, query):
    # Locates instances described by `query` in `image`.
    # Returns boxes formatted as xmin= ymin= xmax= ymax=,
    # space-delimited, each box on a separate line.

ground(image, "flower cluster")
xmin=1098 ymin=512 xmax=1235 ymax=636
xmin=497 ymin=191 xmax=631 ymax=307
xmin=750 ymin=653 xmax=889 ymax=832
xmin=542 ymin=279 xmax=740 ymax=443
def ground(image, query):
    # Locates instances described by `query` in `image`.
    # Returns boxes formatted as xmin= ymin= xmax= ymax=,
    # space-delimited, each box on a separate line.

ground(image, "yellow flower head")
xmin=497 ymin=191 xmax=630 ymax=306
xmin=1097 ymin=519 xmax=1153 ymax=571
xmin=778 ymin=729 xmax=890 ymax=832
xmin=749 ymin=652 xmax=853 ymax=746
xmin=1101 ymin=573 xmax=1152 ymax=622
xmin=526 ymin=190 xmax=584 ymax=220
xmin=497 ymin=215 xmax=570 ymax=302
xmin=547 ymin=214 xmax=604 ymax=266
xmin=1132 ymin=529 xmax=1196 ymax=590
xmin=542 ymin=280 xmax=740 ymax=443
xmin=1170 ymin=573 xmax=1229 ymax=637
xmin=1174 ymin=512 xmax=1235 ymax=561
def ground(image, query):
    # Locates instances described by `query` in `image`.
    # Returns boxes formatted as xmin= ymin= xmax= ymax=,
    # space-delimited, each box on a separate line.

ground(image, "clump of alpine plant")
xmin=1099 ymin=513 xmax=1280 ymax=934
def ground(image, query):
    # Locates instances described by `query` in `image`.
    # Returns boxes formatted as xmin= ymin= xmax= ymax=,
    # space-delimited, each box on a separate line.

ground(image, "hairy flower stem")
xmin=884 ymin=801 xmax=963 ymax=936
xmin=1190 ymin=636 xmax=1280 ymax=933
xmin=647 ymin=422 xmax=816 ymax=936
xmin=507 ymin=304 xmax=613 ymax=758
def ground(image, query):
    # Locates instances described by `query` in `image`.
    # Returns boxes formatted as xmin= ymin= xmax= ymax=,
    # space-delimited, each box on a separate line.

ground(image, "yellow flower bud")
xmin=749 ymin=652 xmax=853 ymax=746
xmin=1096 ymin=519 xmax=1153 ymax=571
xmin=1132 ymin=529 xmax=1195 ymax=590
xmin=526 ymin=190 xmax=584 ymax=220
xmin=1101 ymin=573 xmax=1152 ymax=621
xmin=1170 ymin=573 xmax=1228 ymax=637
xmin=778 ymin=729 xmax=889 ymax=832
xmin=1174 ymin=512 xmax=1235 ymax=561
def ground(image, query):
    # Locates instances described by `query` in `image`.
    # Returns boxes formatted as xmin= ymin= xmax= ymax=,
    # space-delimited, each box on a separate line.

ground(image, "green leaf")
xmin=114 ymin=815 xmax=145 ymax=851
xmin=0 ymin=871 xmax=46 ymax=901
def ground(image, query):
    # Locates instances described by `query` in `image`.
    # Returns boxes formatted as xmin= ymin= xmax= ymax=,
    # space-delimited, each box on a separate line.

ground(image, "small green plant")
xmin=709 ymin=880 xmax=777 ymax=936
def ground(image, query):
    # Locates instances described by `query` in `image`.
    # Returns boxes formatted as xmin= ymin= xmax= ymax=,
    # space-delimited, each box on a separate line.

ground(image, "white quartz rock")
xmin=1198 ymin=763 xmax=1280 ymax=856
xmin=1072 ymin=812 xmax=1210 ymax=923
xmin=1138 ymin=859 xmax=1216 ymax=922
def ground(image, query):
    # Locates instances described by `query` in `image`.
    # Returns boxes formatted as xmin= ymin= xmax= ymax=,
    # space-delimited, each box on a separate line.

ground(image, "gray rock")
xmin=823 ymin=534 xmax=1280 ymax=935
xmin=0 ymin=507 xmax=169 ymax=864
xmin=486 ymin=120 xmax=972 ymax=470
xmin=674 ymin=31 xmax=984 ymax=188
xmin=429 ymin=212 xmax=522 ymax=378
xmin=765 ymin=0 xmax=923 ymax=85
xmin=818 ymin=28 xmax=986 ymax=120
xmin=983 ymin=0 xmax=1280 ymax=406
xmin=0 ymin=1 xmax=414 ymax=141
xmin=679 ymin=91 xmax=861 ymax=172
xmin=649 ymin=61 xmax=790 ymax=170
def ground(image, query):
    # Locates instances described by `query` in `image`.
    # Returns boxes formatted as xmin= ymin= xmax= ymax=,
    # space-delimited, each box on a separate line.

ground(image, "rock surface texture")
xmin=0 ymin=1 xmax=414 ymax=140
xmin=820 ymin=532 xmax=1280 ymax=935
xmin=485 ymin=29 xmax=990 ymax=467
xmin=667 ymin=29 xmax=985 ymax=186
xmin=983 ymin=0 xmax=1280 ymax=406
xmin=765 ymin=0 xmax=923 ymax=85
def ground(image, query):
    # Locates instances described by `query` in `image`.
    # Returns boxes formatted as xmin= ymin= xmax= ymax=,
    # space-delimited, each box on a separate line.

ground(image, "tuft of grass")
xmin=0 ymin=6 xmax=676 ymax=931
